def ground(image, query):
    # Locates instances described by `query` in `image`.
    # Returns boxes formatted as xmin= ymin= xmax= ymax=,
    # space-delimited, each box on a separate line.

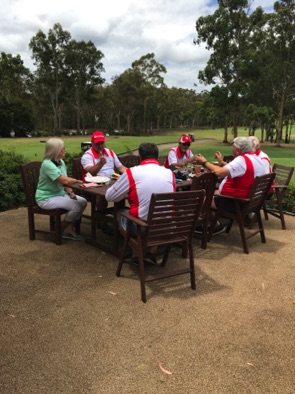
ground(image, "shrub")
xmin=64 ymin=151 xmax=83 ymax=177
xmin=282 ymin=184 xmax=295 ymax=214
xmin=0 ymin=150 xmax=26 ymax=211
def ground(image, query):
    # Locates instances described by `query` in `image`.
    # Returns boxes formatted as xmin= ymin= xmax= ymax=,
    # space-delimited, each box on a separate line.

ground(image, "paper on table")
xmin=85 ymin=172 xmax=110 ymax=183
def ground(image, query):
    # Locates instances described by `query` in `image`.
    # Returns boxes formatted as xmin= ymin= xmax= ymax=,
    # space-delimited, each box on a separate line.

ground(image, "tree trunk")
xmin=275 ymin=90 xmax=285 ymax=146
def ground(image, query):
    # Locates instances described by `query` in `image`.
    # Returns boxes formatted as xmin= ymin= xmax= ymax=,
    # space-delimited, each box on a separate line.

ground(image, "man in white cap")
xmin=81 ymin=131 xmax=126 ymax=180
xmin=164 ymin=135 xmax=198 ymax=169
xmin=81 ymin=131 xmax=127 ymax=234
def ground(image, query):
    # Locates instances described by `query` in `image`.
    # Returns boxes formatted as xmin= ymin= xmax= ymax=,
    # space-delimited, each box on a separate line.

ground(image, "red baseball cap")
xmin=179 ymin=135 xmax=191 ymax=143
xmin=91 ymin=131 xmax=106 ymax=143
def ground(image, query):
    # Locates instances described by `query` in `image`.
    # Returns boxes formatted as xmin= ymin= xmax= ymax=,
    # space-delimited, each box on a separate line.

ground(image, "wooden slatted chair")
xmin=158 ymin=155 xmax=167 ymax=166
xmin=223 ymin=155 xmax=234 ymax=163
xmin=263 ymin=164 xmax=294 ymax=229
xmin=208 ymin=173 xmax=275 ymax=254
xmin=20 ymin=162 xmax=68 ymax=245
xmin=118 ymin=155 xmax=140 ymax=168
xmin=72 ymin=157 xmax=92 ymax=222
xmin=116 ymin=190 xmax=205 ymax=302
xmin=191 ymin=172 xmax=218 ymax=249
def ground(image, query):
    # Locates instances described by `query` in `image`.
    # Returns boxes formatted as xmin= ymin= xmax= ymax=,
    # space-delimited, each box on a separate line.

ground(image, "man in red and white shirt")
xmin=249 ymin=136 xmax=272 ymax=174
xmin=106 ymin=143 xmax=175 ymax=260
xmin=81 ymin=131 xmax=127 ymax=234
xmin=81 ymin=131 xmax=126 ymax=180
xmin=195 ymin=137 xmax=266 ymax=216
xmin=106 ymin=143 xmax=175 ymax=221
xmin=165 ymin=135 xmax=197 ymax=169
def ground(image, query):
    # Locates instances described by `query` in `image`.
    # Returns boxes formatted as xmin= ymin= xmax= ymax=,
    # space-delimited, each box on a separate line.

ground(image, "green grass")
xmin=1 ymin=128 xmax=294 ymax=182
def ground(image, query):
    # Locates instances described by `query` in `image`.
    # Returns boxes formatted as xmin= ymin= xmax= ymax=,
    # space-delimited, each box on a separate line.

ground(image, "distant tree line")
xmin=0 ymin=0 xmax=294 ymax=146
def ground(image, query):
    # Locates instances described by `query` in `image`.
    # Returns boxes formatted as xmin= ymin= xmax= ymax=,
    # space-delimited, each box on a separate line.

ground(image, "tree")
xmin=29 ymin=23 xmax=71 ymax=132
xmin=0 ymin=52 xmax=33 ymax=136
xmin=261 ymin=0 xmax=295 ymax=145
xmin=64 ymin=40 xmax=105 ymax=133
xmin=132 ymin=53 xmax=166 ymax=133
xmin=194 ymin=0 xmax=264 ymax=137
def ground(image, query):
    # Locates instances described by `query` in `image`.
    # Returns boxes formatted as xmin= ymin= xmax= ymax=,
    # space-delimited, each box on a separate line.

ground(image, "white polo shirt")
xmin=81 ymin=147 xmax=122 ymax=178
xmin=105 ymin=159 xmax=176 ymax=220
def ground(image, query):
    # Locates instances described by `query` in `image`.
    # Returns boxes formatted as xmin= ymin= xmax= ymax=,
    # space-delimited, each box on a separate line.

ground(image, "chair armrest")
xmin=120 ymin=211 xmax=148 ymax=228
xmin=273 ymin=185 xmax=288 ymax=189
xmin=217 ymin=194 xmax=250 ymax=203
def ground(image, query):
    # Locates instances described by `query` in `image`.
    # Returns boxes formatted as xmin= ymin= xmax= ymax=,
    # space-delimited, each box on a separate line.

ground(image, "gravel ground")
xmin=1 ymin=207 xmax=295 ymax=394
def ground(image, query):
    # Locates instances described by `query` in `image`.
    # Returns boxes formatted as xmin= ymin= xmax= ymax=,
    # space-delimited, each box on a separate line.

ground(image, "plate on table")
xmin=85 ymin=175 xmax=110 ymax=184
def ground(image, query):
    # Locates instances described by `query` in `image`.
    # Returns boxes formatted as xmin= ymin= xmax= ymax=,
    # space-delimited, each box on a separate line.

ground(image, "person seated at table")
xmin=105 ymin=142 xmax=176 ymax=264
xmin=81 ymin=131 xmax=127 ymax=179
xmin=164 ymin=135 xmax=198 ymax=169
xmin=36 ymin=138 xmax=87 ymax=241
xmin=194 ymin=136 xmax=266 ymax=233
xmin=249 ymin=136 xmax=273 ymax=174
xmin=81 ymin=131 xmax=127 ymax=234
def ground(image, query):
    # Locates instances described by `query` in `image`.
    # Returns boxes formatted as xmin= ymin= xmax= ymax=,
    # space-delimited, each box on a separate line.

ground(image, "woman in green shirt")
xmin=36 ymin=138 xmax=87 ymax=241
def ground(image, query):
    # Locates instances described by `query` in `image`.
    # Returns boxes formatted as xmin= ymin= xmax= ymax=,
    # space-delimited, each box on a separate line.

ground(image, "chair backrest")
xmin=158 ymin=155 xmax=167 ymax=166
xmin=191 ymin=172 xmax=218 ymax=216
xmin=72 ymin=157 xmax=83 ymax=180
xmin=20 ymin=161 xmax=42 ymax=209
xmin=243 ymin=173 xmax=276 ymax=215
xmin=272 ymin=163 xmax=294 ymax=187
xmin=145 ymin=190 xmax=205 ymax=245
xmin=118 ymin=155 xmax=140 ymax=168
xmin=223 ymin=155 xmax=234 ymax=163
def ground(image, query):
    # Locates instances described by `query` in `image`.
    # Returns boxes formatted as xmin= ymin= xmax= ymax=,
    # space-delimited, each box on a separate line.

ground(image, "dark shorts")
xmin=214 ymin=195 xmax=238 ymax=214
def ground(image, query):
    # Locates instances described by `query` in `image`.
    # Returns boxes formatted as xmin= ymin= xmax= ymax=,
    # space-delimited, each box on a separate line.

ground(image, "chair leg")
xmin=50 ymin=216 xmax=55 ymax=231
xmin=256 ymin=212 xmax=266 ymax=243
xmin=55 ymin=215 xmax=62 ymax=245
xmin=277 ymin=199 xmax=286 ymax=230
xmin=138 ymin=251 xmax=147 ymax=303
xmin=201 ymin=217 xmax=208 ymax=249
xmin=161 ymin=245 xmax=171 ymax=266
xmin=28 ymin=212 xmax=35 ymax=240
xmin=188 ymin=242 xmax=196 ymax=290
xmin=235 ymin=203 xmax=249 ymax=254
xmin=263 ymin=204 xmax=269 ymax=220
xmin=116 ymin=238 xmax=129 ymax=277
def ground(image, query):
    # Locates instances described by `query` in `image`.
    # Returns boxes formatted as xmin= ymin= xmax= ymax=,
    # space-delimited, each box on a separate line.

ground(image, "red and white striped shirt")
xmin=219 ymin=153 xmax=266 ymax=198
xmin=106 ymin=159 xmax=176 ymax=220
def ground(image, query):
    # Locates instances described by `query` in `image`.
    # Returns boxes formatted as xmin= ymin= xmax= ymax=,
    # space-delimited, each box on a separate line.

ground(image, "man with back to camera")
xmin=194 ymin=136 xmax=266 ymax=233
xmin=106 ymin=142 xmax=176 ymax=263
xmin=164 ymin=135 xmax=198 ymax=169
xmin=81 ymin=131 xmax=127 ymax=234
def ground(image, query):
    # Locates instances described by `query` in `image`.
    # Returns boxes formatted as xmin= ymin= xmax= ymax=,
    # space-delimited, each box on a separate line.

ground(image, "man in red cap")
xmin=81 ymin=131 xmax=126 ymax=180
xmin=81 ymin=131 xmax=127 ymax=234
xmin=164 ymin=135 xmax=198 ymax=169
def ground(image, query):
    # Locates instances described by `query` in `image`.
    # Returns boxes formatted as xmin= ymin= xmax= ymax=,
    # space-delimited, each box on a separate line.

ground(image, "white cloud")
xmin=0 ymin=0 xmax=273 ymax=92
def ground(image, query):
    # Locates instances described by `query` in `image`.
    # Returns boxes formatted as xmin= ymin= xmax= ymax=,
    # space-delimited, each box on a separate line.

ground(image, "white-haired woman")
xmin=36 ymin=138 xmax=87 ymax=241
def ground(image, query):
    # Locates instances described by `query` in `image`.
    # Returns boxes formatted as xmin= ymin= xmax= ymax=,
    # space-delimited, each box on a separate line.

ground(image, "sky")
xmin=0 ymin=0 xmax=275 ymax=92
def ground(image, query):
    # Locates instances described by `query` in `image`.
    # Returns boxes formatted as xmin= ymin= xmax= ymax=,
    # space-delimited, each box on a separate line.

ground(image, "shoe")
xmin=101 ymin=223 xmax=114 ymax=235
xmin=211 ymin=223 xmax=225 ymax=235
xmin=131 ymin=254 xmax=157 ymax=267
xmin=194 ymin=225 xmax=203 ymax=235
xmin=62 ymin=232 xmax=84 ymax=241
xmin=145 ymin=252 xmax=157 ymax=265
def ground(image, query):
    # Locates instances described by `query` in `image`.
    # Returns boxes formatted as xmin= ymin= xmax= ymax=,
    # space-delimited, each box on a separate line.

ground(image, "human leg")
xmin=39 ymin=195 xmax=87 ymax=236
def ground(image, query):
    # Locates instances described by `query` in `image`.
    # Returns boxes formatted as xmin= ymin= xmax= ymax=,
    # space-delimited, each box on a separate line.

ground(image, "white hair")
xmin=232 ymin=137 xmax=253 ymax=153
xmin=249 ymin=136 xmax=260 ymax=152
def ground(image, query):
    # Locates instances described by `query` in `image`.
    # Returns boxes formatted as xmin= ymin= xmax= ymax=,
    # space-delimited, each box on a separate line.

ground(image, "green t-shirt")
xmin=35 ymin=159 xmax=67 ymax=204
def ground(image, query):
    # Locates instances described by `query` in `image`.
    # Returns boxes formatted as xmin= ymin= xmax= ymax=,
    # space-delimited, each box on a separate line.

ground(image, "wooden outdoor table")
xmin=71 ymin=181 xmax=125 ymax=255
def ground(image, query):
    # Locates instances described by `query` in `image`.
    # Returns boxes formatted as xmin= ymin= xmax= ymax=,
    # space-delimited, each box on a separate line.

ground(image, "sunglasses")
xmin=181 ymin=143 xmax=191 ymax=147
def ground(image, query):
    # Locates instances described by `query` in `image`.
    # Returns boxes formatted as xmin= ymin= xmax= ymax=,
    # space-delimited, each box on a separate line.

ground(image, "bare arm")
xmin=84 ymin=156 xmax=107 ymax=176
xmin=195 ymin=154 xmax=230 ymax=178
xmin=116 ymin=164 xmax=127 ymax=174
